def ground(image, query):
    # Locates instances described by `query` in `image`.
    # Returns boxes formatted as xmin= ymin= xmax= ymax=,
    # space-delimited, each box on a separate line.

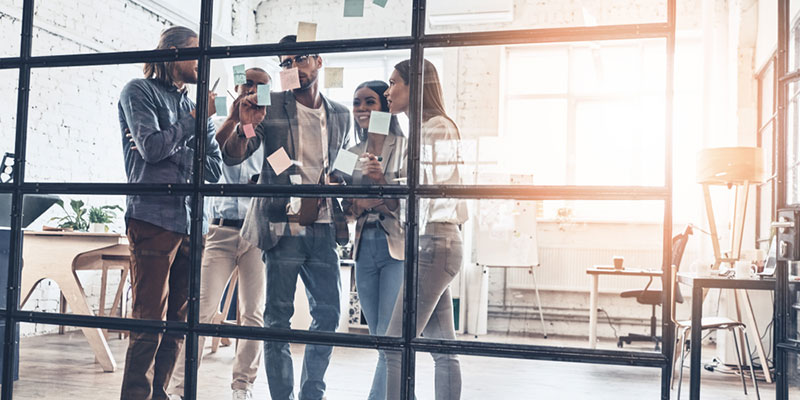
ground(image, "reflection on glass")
xmin=0 ymin=69 xmax=18 ymax=173
xmin=789 ymin=81 xmax=800 ymax=205
xmin=426 ymin=0 xmax=667 ymax=34
xmin=0 ymin=0 xmax=22 ymax=57
xmin=31 ymin=0 xmax=199 ymax=55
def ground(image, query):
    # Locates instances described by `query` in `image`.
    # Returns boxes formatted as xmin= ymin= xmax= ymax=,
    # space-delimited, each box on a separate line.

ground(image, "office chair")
xmin=617 ymin=225 xmax=693 ymax=350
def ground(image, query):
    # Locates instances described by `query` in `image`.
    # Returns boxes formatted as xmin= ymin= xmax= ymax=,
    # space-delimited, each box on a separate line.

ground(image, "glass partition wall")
xmin=0 ymin=0 xmax=677 ymax=399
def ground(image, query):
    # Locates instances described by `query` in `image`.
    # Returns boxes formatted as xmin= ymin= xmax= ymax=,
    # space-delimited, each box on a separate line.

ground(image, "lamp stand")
xmin=701 ymin=180 xmax=752 ymax=269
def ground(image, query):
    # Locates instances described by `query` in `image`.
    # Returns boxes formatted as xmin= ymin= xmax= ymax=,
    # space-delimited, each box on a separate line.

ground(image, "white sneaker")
xmin=167 ymin=395 xmax=183 ymax=400
xmin=232 ymin=389 xmax=253 ymax=400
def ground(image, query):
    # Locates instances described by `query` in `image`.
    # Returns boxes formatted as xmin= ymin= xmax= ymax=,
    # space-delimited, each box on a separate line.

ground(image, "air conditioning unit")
xmin=427 ymin=0 xmax=514 ymax=26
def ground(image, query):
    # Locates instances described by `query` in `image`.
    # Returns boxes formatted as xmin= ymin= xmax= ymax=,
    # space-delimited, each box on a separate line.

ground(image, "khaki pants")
xmin=120 ymin=218 xmax=192 ymax=400
xmin=168 ymin=225 xmax=266 ymax=396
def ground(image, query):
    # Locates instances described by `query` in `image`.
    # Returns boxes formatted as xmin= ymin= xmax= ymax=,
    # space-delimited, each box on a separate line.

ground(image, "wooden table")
xmin=676 ymin=272 xmax=774 ymax=400
xmin=586 ymin=266 xmax=662 ymax=349
xmin=20 ymin=231 xmax=127 ymax=372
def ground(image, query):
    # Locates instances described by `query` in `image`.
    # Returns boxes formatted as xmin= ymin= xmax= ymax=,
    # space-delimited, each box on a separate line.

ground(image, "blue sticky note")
xmin=344 ymin=0 xmax=364 ymax=17
xmin=233 ymin=64 xmax=246 ymax=85
xmin=215 ymin=97 xmax=227 ymax=117
xmin=368 ymin=110 xmax=391 ymax=135
xmin=257 ymin=84 xmax=271 ymax=106
xmin=373 ymin=0 xmax=388 ymax=7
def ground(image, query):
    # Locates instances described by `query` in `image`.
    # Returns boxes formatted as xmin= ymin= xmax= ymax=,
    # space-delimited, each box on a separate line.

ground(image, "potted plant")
xmin=88 ymin=205 xmax=123 ymax=232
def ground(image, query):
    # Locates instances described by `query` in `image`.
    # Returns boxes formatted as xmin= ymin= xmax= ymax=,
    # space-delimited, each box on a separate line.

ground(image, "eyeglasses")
xmin=279 ymin=55 xmax=314 ymax=70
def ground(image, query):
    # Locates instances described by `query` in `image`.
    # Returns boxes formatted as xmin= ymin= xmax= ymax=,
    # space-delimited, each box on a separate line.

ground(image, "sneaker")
xmin=232 ymin=389 xmax=252 ymax=400
xmin=167 ymin=395 xmax=183 ymax=400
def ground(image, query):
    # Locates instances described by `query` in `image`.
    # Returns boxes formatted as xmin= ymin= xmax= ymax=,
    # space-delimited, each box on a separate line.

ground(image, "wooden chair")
xmin=670 ymin=265 xmax=760 ymax=400
xmin=72 ymin=244 xmax=131 ymax=337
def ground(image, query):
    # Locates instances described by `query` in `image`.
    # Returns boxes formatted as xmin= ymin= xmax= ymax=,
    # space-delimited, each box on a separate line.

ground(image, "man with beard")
xmin=222 ymin=34 xmax=351 ymax=400
xmin=117 ymin=26 xmax=222 ymax=400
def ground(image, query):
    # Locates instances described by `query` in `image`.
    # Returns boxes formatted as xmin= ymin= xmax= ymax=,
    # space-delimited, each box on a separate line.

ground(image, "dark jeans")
xmin=264 ymin=223 xmax=341 ymax=400
xmin=120 ymin=218 xmax=192 ymax=400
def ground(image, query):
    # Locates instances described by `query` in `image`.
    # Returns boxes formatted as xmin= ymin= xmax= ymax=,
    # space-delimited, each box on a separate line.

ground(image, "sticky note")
xmin=233 ymin=64 xmax=246 ymax=85
xmin=242 ymin=123 xmax=256 ymax=138
xmin=297 ymin=22 xmax=317 ymax=42
xmin=257 ymin=84 xmax=271 ymax=106
xmin=267 ymin=147 xmax=292 ymax=175
xmin=344 ymin=0 xmax=364 ymax=17
xmin=373 ymin=0 xmax=388 ymax=7
xmin=367 ymin=110 xmax=391 ymax=135
xmin=332 ymin=149 xmax=359 ymax=175
xmin=215 ymin=96 xmax=227 ymax=117
xmin=290 ymin=174 xmax=302 ymax=185
xmin=280 ymin=68 xmax=301 ymax=91
xmin=324 ymin=67 xmax=344 ymax=89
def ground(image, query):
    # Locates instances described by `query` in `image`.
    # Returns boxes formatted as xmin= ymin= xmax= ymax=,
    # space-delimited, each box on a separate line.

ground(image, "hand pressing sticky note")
xmin=257 ymin=84 xmax=271 ymax=106
xmin=242 ymin=123 xmax=256 ymax=138
xmin=297 ymin=22 xmax=317 ymax=42
xmin=233 ymin=64 xmax=246 ymax=85
xmin=368 ymin=110 xmax=392 ymax=135
xmin=280 ymin=68 xmax=301 ymax=91
xmin=324 ymin=67 xmax=344 ymax=89
xmin=267 ymin=147 xmax=292 ymax=175
xmin=215 ymin=97 xmax=228 ymax=117
xmin=373 ymin=0 xmax=388 ymax=7
xmin=344 ymin=0 xmax=364 ymax=17
xmin=332 ymin=149 xmax=359 ymax=175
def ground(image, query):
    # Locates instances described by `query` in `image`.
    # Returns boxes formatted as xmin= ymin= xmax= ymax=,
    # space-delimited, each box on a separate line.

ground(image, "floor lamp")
xmin=696 ymin=147 xmax=764 ymax=269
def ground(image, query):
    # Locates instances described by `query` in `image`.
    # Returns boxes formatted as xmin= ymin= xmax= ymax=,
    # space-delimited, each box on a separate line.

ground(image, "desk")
xmin=676 ymin=273 xmax=774 ymax=400
xmin=20 ymin=231 xmax=127 ymax=372
xmin=586 ymin=266 xmax=662 ymax=348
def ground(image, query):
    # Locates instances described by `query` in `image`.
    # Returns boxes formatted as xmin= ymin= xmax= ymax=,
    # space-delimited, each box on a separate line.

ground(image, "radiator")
xmin=504 ymin=246 xmax=700 ymax=293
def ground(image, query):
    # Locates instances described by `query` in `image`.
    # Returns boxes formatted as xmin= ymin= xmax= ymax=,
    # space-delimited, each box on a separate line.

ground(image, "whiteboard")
xmin=474 ymin=174 xmax=539 ymax=266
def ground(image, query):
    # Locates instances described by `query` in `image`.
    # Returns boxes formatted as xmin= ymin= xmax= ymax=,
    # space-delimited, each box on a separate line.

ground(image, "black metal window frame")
xmin=0 ymin=1 xmax=677 ymax=399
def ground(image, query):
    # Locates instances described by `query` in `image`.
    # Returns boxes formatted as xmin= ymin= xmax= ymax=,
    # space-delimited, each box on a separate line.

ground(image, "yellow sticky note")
xmin=297 ymin=22 xmax=317 ymax=42
xmin=324 ymin=67 xmax=344 ymax=89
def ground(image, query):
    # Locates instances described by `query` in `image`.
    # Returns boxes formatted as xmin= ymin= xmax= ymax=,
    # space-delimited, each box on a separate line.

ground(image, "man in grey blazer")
xmin=222 ymin=35 xmax=351 ymax=400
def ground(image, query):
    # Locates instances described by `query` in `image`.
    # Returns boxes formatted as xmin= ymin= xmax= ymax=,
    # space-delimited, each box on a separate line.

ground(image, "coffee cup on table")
xmin=613 ymin=256 xmax=624 ymax=270
xmin=735 ymin=260 xmax=752 ymax=278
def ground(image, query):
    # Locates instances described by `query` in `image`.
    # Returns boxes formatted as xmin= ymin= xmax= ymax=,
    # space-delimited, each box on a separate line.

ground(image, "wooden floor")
xmin=8 ymin=331 xmax=784 ymax=399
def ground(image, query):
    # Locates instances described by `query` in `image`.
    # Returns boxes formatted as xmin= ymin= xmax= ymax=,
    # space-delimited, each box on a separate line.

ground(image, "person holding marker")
xmin=167 ymin=67 xmax=271 ymax=400
xmin=117 ymin=26 xmax=222 ymax=400
xmin=341 ymin=80 xmax=407 ymax=400
xmin=222 ymin=34 xmax=351 ymax=400
xmin=383 ymin=59 xmax=467 ymax=400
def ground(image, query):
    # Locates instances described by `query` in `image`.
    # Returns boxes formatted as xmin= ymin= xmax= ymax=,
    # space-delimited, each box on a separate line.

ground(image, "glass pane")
xmin=16 ymin=323 xmax=177 ymax=397
xmin=202 ymin=195 xmax=406 ymax=337
xmin=419 ymin=40 xmax=666 ymax=187
xmin=177 ymin=336 xmax=401 ymax=399
xmin=414 ymin=353 xmax=662 ymax=398
xmin=791 ymin=0 xmax=800 ymax=73
xmin=0 ymin=69 xmax=18 ymax=185
xmin=426 ymin=0 xmax=667 ymax=34
xmin=26 ymin=64 xmax=222 ymax=184
xmin=212 ymin=0 xmax=411 ymax=46
xmin=0 ymin=0 xmax=22 ymax=57
xmin=414 ymin=198 xmax=673 ymax=352
xmin=761 ymin=62 xmax=775 ymax=123
xmin=788 ymin=81 xmax=800 ymax=205
xmin=32 ymin=1 xmax=200 ymax=55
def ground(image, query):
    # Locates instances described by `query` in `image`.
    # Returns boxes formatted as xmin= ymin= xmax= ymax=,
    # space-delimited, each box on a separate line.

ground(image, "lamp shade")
xmin=696 ymin=147 xmax=764 ymax=185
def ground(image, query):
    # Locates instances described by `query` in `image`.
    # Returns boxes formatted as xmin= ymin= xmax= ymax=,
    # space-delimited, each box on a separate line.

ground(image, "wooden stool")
xmin=72 ymin=244 xmax=130 ymax=338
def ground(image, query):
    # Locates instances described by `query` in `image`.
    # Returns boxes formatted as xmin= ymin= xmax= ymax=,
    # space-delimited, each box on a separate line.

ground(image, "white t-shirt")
xmin=294 ymin=101 xmax=332 ymax=223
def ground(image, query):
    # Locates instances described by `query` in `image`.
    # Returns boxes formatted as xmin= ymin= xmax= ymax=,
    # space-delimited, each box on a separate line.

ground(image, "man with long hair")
xmin=117 ymin=26 xmax=222 ymax=400
xmin=223 ymin=34 xmax=351 ymax=400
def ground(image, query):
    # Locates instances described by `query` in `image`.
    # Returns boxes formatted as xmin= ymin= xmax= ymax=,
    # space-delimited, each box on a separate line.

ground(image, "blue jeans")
xmin=264 ymin=223 xmax=341 ymax=400
xmin=355 ymin=226 xmax=405 ymax=400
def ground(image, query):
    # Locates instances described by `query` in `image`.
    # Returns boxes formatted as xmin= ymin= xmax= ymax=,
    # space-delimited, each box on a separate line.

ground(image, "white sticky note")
xmin=257 ymin=84 xmax=271 ymax=106
xmin=297 ymin=22 xmax=317 ymax=42
xmin=280 ymin=68 xmax=301 ymax=91
xmin=233 ymin=64 xmax=246 ymax=85
xmin=332 ymin=149 xmax=359 ymax=175
xmin=289 ymin=197 xmax=302 ymax=214
xmin=267 ymin=147 xmax=292 ymax=175
xmin=290 ymin=174 xmax=302 ymax=185
xmin=368 ymin=110 xmax=391 ymax=135
xmin=242 ymin=123 xmax=256 ymax=138
xmin=324 ymin=67 xmax=344 ymax=89
xmin=215 ymin=96 xmax=227 ymax=117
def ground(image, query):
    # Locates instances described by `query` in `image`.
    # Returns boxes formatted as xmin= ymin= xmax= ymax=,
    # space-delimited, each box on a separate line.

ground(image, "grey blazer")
xmin=223 ymin=90 xmax=352 ymax=251
xmin=343 ymin=133 xmax=407 ymax=261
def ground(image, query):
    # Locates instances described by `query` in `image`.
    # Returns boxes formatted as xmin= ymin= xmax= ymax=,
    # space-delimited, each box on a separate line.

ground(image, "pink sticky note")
xmin=280 ymin=68 xmax=301 ymax=91
xmin=267 ymin=147 xmax=292 ymax=175
xmin=242 ymin=123 xmax=256 ymax=138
